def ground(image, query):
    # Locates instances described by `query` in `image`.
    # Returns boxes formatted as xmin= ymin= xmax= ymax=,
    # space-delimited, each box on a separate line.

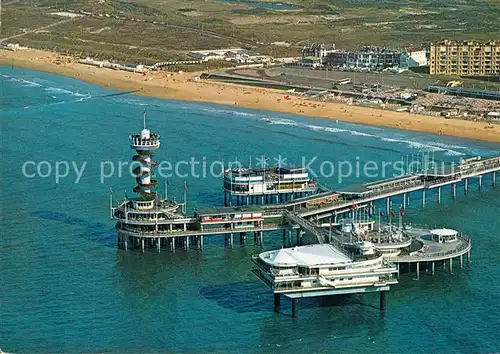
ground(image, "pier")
xmin=111 ymin=119 xmax=500 ymax=252
xmin=110 ymin=117 xmax=497 ymax=316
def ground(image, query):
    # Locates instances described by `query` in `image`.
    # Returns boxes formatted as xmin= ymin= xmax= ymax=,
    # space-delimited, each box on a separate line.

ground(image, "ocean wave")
xmin=262 ymin=116 xmax=467 ymax=156
xmin=113 ymin=98 xmax=149 ymax=106
xmin=6 ymin=76 xmax=43 ymax=87
xmin=266 ymin=118 xmax=298 ymax=126
xmin=349 ymin=131 xmax=377 ymax=137
xmin=198 ymin=106 xmax=261 ymax=118
xmin=44 ymin=87 xmax=91 ymax=99
xmin=444 ymin=150 xmax=467 ymax=156
xmin=427 ymin=141 xmax=468 ymax=151
xmin=74 ymin=96 xmax=91 ymax=102
xmin=44 ymin=87 xmax=74 ymax=95
xmin=381 ymin=137 xmax=466 ymax=156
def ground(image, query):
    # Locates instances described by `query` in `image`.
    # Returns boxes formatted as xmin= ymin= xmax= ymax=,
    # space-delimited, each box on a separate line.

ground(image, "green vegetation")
xmin=2 ymin=0 xmax=499 ymax=70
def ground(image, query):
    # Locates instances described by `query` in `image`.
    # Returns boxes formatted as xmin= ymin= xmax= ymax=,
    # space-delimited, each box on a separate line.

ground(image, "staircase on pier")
xmin=282 ymin=210 xmax=353 ymax=260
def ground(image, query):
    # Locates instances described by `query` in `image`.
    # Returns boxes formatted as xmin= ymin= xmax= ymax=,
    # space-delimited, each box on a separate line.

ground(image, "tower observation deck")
xmin=130 ymin=112 xmax=160 ymax=203
xmin=111 ymin=113 xmax=192 ymax=252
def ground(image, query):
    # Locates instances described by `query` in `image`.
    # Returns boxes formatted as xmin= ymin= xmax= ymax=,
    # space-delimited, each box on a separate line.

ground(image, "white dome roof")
xmin=267 ymin=249 xmax=297 ymax=266
xmin=431 ymin=228 xmax=457 ymax=237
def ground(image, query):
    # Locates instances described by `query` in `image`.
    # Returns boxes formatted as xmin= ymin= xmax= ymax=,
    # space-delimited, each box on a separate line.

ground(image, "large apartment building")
xmin=429 ymin=40 xmax=500 ymax=76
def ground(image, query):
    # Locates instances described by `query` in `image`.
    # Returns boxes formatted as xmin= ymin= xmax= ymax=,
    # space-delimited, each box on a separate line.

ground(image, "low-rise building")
xmin=301 ymin=43 xmax=336 ymax=62
xmin=400 ymin=47 xmax=428 ymax=68
xmin=298 ymin=56 xmax=323 ymax=68
xmin=326 ymin=46 xmax=401 ymax=70
xmin=188 ymin=48 xmax=272 ymax=64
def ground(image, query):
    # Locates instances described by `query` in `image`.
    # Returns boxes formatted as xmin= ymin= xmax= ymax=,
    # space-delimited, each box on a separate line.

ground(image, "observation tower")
xmin=131 ymin=112 xmax=160 ymax=202
xmin=111 ymin=113 xmax=190 ymax=252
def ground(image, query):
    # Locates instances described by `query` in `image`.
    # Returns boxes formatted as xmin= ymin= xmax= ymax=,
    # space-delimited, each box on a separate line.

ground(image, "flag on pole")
xmin=390 ymin=210 xmax=396 ymax=218
xmin=400 ymin=207 xmax=406 ymax=216
xmin=184 ymin=181 xmax=188 ymax=191
xmin=380 ymin=211 xmax=386 ymax=217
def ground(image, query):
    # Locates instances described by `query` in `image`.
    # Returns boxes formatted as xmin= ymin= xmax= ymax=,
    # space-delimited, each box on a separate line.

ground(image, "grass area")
xmin=2 ymin=0 xmax=499 ymax=70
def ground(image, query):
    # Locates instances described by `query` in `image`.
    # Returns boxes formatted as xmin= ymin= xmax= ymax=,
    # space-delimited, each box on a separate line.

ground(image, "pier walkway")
xmin=260 ymin=156 xmax=500 ymax=219
xmin=113 ymin=155 xmax=499 ymax=254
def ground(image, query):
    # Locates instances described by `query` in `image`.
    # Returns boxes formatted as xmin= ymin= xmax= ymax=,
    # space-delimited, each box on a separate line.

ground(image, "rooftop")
xmin=260 ymin=244 xmax=352 ymax=267
xmin=430 ymin=228 xmax=458 ymax=237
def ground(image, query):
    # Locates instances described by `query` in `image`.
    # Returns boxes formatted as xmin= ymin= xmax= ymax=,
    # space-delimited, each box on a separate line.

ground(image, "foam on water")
xmin=381 ymin=137 xmax=466 ymax=156
xmin=4 ymin=75 xmax=43 ymax=87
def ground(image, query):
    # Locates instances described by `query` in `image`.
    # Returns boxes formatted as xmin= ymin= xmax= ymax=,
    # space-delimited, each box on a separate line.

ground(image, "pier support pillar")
xmin=292 ymin=298 xmax=298 ymax=318
xmin=288 ymin=230 xmax=292 ymax=247
xmin=396 ymin=263 xmax=400 ymax=278
xmin=479 ymin=175 xmax=482 ymax=191
xmin=124 ymin=237 xmax=128 ymax=251
xmin=467 ymin=250 xmax=471 ymax=263
xmin=432 ymin=262 xmax=435 ymax=275
xmin=141 ymin=238 xmax=145 ymax=253
xmin=199 ymin=236 xmax=204 ymax=250
xmin=273 ymin=293 xmax=280 ymax=312
xmin=422 ymin=190 xmax=426 ymax=208
xmin=452 ymin=183 xmax=456 ymax=200
xmin=493 ymin=172 xmax=496 ymax=187
xmin=416 ymin=262 xmax=420 ymax=280
xmin=386 ymin=197 xmax=391 ymax=215
xmin=460 ymin=254 xmax=463 ymax=269
xmin=380 ymin=291 xmax=386 ymax=312
xmin=403 ymin=193 xmax=407 ymax=208
xmin=185 ymin=236 xmax=190 ymax=251
xmin=171 ymin=238 xmax=175 ymax=253
xmin=157 ymin=237 xmax=161 ymax=253
xmin=464 ymin=179 xmax=468 ymax=194
xmin=240 ymin=232 xmax=246 ymax=246
xmin=449 ymin=258 xmax=453 ymax=274
xmin=437 ymin=187 xmax=441 ymax=204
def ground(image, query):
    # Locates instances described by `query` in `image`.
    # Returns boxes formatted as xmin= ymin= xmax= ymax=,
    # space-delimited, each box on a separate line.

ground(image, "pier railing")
xmin=394 ymin=235 xmax=471 ymax=261
xmin=297 ymin=181 xmax=425 ymax=217
xmin=118 ymin=222 xmax=282 ymax=237
xmin=425 ymin=175 xmax=462 ymax=187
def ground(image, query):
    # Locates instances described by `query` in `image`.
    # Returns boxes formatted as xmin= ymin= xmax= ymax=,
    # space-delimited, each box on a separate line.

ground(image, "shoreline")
xmin=1 ymin=48 xmax=500 ymax=143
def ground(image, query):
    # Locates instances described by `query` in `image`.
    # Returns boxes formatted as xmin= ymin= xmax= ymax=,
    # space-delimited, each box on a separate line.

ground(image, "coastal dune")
xmin=1 ymin=48 xmax=499 ymax=143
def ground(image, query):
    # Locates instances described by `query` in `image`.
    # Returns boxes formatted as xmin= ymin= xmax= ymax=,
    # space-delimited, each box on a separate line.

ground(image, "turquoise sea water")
xmin=1 ymin=66 xmax=500 ymax=353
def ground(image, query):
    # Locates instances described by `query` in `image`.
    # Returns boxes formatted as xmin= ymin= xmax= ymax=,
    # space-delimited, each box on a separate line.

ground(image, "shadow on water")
xmin=31 ymin=211 xmax=116 ymax=247
xmin=200 ymin=282 xmax=271 ymax=313
xmin=200 ymin=282 xmax=376 ymax=315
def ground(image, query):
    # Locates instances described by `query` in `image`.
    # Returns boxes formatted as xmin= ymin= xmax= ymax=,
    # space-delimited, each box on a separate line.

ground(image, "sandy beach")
xmin=2 ymin=48 xmax=500 ymax=143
